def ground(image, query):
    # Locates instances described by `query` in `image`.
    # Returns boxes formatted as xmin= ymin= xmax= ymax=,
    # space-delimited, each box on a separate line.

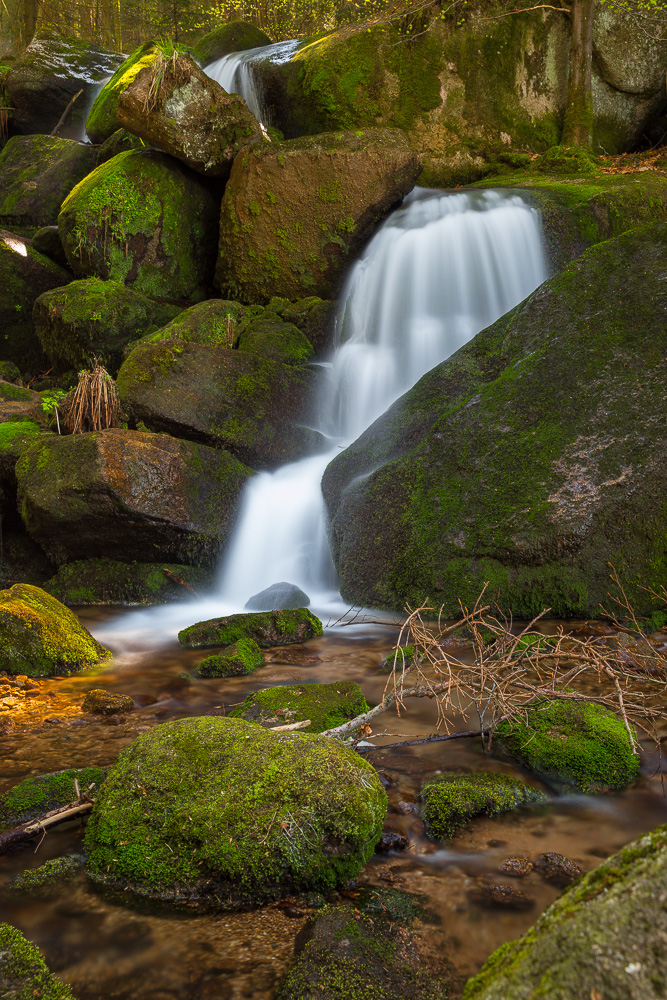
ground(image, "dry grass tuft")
xmin=61 ymin=363 xmax=121 ymax=435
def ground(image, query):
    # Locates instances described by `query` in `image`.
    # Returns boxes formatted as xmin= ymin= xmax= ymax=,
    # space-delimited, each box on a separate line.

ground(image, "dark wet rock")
xmin=195 ymin=639 xmax=263 ymax=678
xmin=58 ymin=148 xmax=220 ymax=301
xmin=0 ymin=584 xmax=111 ymax=678
xmin=470 ymin=879 xmax=534 ymax=910
xmin=216 ymin=128 xmax=421 ymax=303
xmin=31 ymin=226 xmax=68 ymax=268
xmin=6 ymin=854 xmax=84 ymax=896
xmin=85 ymin=715 xmax=387 ymax=905
xmin=82 ymin=689 xmax=135 ymax=715
xmin=421 ymin=772 xmax=548 ymax=842
xmin=34 ymin=277 xmax=181 ymax=375
xmin=601 ymin=631 xmax=666 ymax=679
xmin=462 ymin=826 xmax=667 ymax=999
xmin=16 ymin=429 xmax=253 ymax=568
xmin=0 ymin=526 xmax=53 ymax=591
xmin=492 ymin=698 xmax=640 ymax=794
xmin=322 ymin=223 xmax=667 ymax=617
xmin=178 ymin=608 xmax=322 ymax=649
xmin=0 ymin=767 xmax=107 ymax=830
xmin=45 ymin=558 xmax=214 ymax=607
xmin=117 ymin=49 xmax=265 ymax=178
xmin=498 ymin=857 xmax=533 ymax=878
xmin=245 ymin=581 xmax=310 ymax=611
xmin=193 ymin=20 xmax=271 ymax=66
xmin=0 ymin=135 xmax=97 ymax=230
xmin=377 ymin=829 xmax=410 ymax=853
xmin=534 ymin=852 xmax=582 ymax=886
xmin=228 ymin=680 xmax=368 ymax=734
xmin=0 ymin=922 xmax=75 ymax=998
xmin=96 ymin=127 xmax=147 ymax=165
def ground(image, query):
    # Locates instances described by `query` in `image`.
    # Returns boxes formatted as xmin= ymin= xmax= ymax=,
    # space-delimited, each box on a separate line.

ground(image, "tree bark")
xmin=23 ymin=0 xmax=37 ymax=45
xmin=562 ymin=0 xmax=595 ymax=149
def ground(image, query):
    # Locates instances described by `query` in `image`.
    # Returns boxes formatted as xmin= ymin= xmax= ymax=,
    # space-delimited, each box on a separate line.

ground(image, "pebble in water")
xmin=498 ymin=857 xmax=534 ymax=878
xmin=469 ymin=879 xmax=534 ymax=910
xmin=534 ymin=852 xmax=582 ymax=885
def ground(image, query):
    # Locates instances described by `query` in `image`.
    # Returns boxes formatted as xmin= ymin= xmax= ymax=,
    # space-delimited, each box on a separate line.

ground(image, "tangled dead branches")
xmin=61 ymin=363 xmax=121 ymax=434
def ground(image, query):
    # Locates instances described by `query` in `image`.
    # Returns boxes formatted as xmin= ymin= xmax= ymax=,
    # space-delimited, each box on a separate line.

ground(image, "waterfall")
xmin=203 ymin=39 xmax=300 ymax=125
xmin=98 ymin=187 xmax=547 ymax=649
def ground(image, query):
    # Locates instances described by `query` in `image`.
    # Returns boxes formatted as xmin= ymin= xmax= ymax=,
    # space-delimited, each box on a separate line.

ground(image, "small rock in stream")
xmin=534 ymin=852 xmax=582 ymax=885
xmin=377 ymin=829 xmax=410 ymax=853
xmin=245 ymin=581 xmax=311 ymax=611
xmin=498 ymin=856 xmax=534 ymax=878
xmin=469 ymin=879 xmax=534 ymax=910
xmin=82 ymin=689 xmax=135 ymax=716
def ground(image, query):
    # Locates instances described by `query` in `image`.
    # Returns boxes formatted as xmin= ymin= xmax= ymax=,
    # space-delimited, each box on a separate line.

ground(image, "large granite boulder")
xmin=322 ymin=223 xmax=667 ymax=617
xmin=463 ymin=825 xmax=667 ymax=1000
xmin=0 ymin=135 xmax=97 ymax=230
xmin=215 ymin=128 xmax=421 ymax=303
xmin=193 ymin=20 xmax=271 ymax=66
xmin=16 ymin=428 xmax=253 ymax=566
xmin=117 ymin=339 xmax=325 ymax=470
xmin=0 ymin=923 xmax=74 ymax=999
xmin=117 ymin=49 xmax=266 ymax=177
xmin=58 ymin=149 xmax=220 ymax=300
xmin=85 ymin=41 xmax=158 ymax=144
xmin=5 ymin=30 xmax=123 ymax=138
xmin=84 ymin=715 xmax=387 ymax=905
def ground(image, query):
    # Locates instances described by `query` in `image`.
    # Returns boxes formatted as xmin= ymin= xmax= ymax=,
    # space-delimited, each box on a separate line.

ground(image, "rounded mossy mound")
xmin=193 ymin=21 xmax=272 ymax=66
xmin=237 ymin=314 xmax=315 ymax=365
xmin=6 ymin=855 xmax=84 ymax=896
xmin=178 ymin=608 xmax=323 ymax=648
xmin=421 ymin=772 xmax=548 ymax=842
xmin=0 ymin=584 xmax=112 ymax=677
xmin=96 ymin=128 xmax=148 ymax=166
xmin=463 ymin=825 xmax=667 ymax=1000
xmin=45 ymin=558 xmax=213 ymax=607
xmin=58 ymin=148 xmax=219 ymax=301
xmin=492 ymin=698 xmax=640 ymax=794
xmin=84 ymin=716 xmax=387 ymax=906
xmin=195 ymin=638 xmax=263 ymax=677
xmin=0 ymin=923 xmax=75 ymax=999
xmin=86 ymin=41 xmax=158 ymax=144
xmin=229 ymin=681 xmax=369 ymax=733
xmin=0 ymin=767 xmax=108 ymax=831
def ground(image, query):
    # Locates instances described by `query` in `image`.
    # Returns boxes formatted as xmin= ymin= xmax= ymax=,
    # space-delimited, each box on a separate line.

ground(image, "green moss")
xmin=0 ymin=381 xmax=32 ymax=401
xmin=493 ymin=698 xmax=640 ymax=793
xmin=229 ymin=681 xmax=369 ymax=733
xmin=421 ymin=771 xmax=547 ymax=841
xmin=0 ymin=767 xmax=108 ymax=831
xmin=193 ymin=21 xmax=272 ymax=66
xmin=0 ymin=420 xmax=43 ymax=453
xmin=378 ymin=645 xmax=417 ymax=672
xmin=236 ymin=316 xmax=315 ymax=364
xmin=0 ymin=360 xmax=21 ymax=381
xmin=86 ymin=42 xmax=158 ymax=144
xmin=195 ymin=638 xmax=263 ymax=677
xmin=179 ymin=608 xmax=323 ymax=649
xmin=0 ymin=923 xmax=75 ymax=999
xmin=45 ymin=558 xmax=213 ymax=607
xmin=84 ymin=716 xmax=387 ymax=904
xmin=535 ymin=145 xmax=598 ymax=175
xmin=7 ymin=855 xmax=83 ymax=895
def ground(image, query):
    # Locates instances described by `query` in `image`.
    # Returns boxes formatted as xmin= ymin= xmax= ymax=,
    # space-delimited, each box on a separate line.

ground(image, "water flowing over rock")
xmin=204 ymin=38 xmax=301 ymax=125
xmin=193 ymin=20 xmax=272 ymax=67
xmin=0 ymin=136 xmax=97 ymax=230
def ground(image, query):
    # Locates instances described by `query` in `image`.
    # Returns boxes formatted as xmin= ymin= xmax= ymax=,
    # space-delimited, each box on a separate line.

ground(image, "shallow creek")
xmin=1 ymin=612 xmax=666 ymax=999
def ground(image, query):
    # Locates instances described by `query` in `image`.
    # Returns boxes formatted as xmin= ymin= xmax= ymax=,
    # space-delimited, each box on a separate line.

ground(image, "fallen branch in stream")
xmin=49 ymin=88 xmax=83 ymax=136
xmin=0 ymin=784 xmax=96 ymax=856
xmin=162 ymin=568 xmax=200 ymax=597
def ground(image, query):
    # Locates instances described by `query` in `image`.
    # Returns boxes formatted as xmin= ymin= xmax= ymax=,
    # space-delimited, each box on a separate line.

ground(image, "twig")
xmin=270 ymin=719 xmax=311 ymax=732
xmin=0 ymin=800 xmax=94 ymax=856
xmin=162 ymin=568 xmax=200 ymax=597
xmin=50 ymin=88 xmax=83 ymax=136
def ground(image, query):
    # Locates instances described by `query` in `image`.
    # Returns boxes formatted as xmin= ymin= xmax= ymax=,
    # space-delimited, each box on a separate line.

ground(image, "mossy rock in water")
xmin=0 ymin=135 xmax=98 ymax=230
xmin=421 ymin=772 xmax=548 ymax=842
xmin=229 ymin=681 xmax=369 ymax=733
xmin=322 ymin=223 xmax=667 ymax=618
xmin=84 ymin=715 xmax=387 ymax=906
xmin=0 ymin=584 xmax=111 ymax=678
xmin=492 ymin=699 xmax=640 ymax=794
xmin=86 ymin=41 xmax=159 ymax=144
xmin=97 ymin=128 xmax=148 ymax=166
xmin=276 ymin=901 xmax=447 ymax=1000
xmin=6 ymin=854 xmax=84 ymax=896
xmin=58 ymin=148 xmax=219 ymax=301
xmin=0 ymin=923 xmax=75 ymax=999
xmin=462 ymin=824 xmax=667 ymax=1000
xmin=193 ymin=20 xmax=271 ymax=66
xmin=179 ymin=608 xmax=322 ymax=649
xmin=0 ymin=767 xmax=108 ymax=831
xmin=82 ymin=689 xmax=135 ymax=715
xmin=195 ymin=638 xmax=263 ymax=677
xmin=33 ymin=277 xmax=181 ymax=375
xmin=45 ymin=558 xmax=214 ymax=607
xmin=378 ymin=645 xmax=417 ymax=672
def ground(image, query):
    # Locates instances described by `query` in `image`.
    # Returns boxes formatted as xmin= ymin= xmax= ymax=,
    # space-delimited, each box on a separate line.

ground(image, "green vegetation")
xmin=0 ymin=923 xmax=75 ymax=999
xmin=45 ymin=558 xmax=213 ymax=606
xmin=229 ymin=681 xmax=369 ymax=732
xmin=0 ymin=767 xmax=108 ymax=831
xmin=421 ymin=771 xmax=548 ymax=841
xmin=179 ymin=608 xmax=323 ymax=648
xmin=7 ymin=855 xmax=83 ymax=895
xmin=195 ymin=638 xmax=263 ymax=677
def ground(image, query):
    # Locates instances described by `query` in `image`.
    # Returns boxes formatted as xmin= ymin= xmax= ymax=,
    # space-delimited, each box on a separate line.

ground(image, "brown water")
xmin=1 ymin=611 xmax=666 ymax=999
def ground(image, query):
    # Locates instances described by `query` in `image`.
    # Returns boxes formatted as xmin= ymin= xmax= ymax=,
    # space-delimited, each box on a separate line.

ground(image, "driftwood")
xmin=50 ymin=88 xmax=83 ymax=136
xmin=162 ymin=568 xmax=200 ymax=597
xmin=0 ymin=784 xmax=95 ymax=856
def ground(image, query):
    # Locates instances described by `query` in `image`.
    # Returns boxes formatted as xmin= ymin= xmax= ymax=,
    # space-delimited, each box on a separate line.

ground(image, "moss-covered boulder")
xmin=267 ymin=295 xmax=336 ymax=356
xmin=117 ymin=339 xmax=324 ymax=470
xmin=0 ymin=583 xmax=111 ymax=678
xmin=0 ymin=767 xmax=107 ymax=831
xmin=0 ymin=923 xmax=75 ymax=999
xmin=96 ymin=127 xmax=147 ymax=166
xmin=45 ymin=558 xmax=213 ymax=606
xmin=193 ymin=20 xmax=272 ymax=66
xmin=462 ymin=825 xmax=667 ymax=1000
xmin=6 ymin=855 xmax=84 ymax=896
xmin=229 ymin=681 xmax=368 ymax=733
xmin=322 ymin=223 xmax=667 ymax=618
xmin=179 ymin=608 xmax=322 ymax=648
xmin=82 ymin=688 xmax=134 ymax=715
xmin=236 ymin=313 xmax=314 ymax=364
xmin=16 ymin=428 xmax=253 ymax=567
xmin=0 ymin=135 xmax=97 ymax=230
xmin=5 ymin=30 xmax=123 ymax=139
xmin=117 ymin=49 xmax=266 ymax=177
xmin=421 ymin=772 xmax=548 ymax=842
xmin=33 ymin=277 xmax=181 ymax=374
xmin=84 ymin=715 xmax=387 ymax=905
xmin=86 ymin=41 xmax=158 ymax=144
xmin=128 ymin=297 xmax=247 ymax=351
xmin=492 ymin=699 xmax=640 ymax=794
xmin=216 ymin=128 xmax=421 ymax=303
xmin=58 ymin=149 xmax=220 ymax=301
xmin=0 ymin=231 xmax=71 ymax=369
xmin=195 ymin=638 xmax=263 ymax=677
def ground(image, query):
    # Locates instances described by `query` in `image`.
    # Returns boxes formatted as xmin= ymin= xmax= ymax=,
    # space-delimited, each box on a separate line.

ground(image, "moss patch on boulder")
xmin=45 ymin=558 xmax=214 ymax=606
xmin=86 ymin=41 xmax=159 ymax=144
xmin=0 ymin=767 xmax=108 ymax=831
xmin=96 ymin=127 xmax=148 ymax=166
xmin=179 ymin=608 xmax=323 ymax=649
xmin=193 ymin=21 xmax=272 ymax=66
xmin=421 ymin=772 xmax=548 ymax=841
xmin=0 ymin=923 xmax=75 ymax=999
xmin=6 ymin=855 xmax=84 ymax=896
xmin=229 ymin=681 xmax=369 ymax=733
xmin=195 ymin=638 xmax=263 ymax=677
xmin=84 ymin=715 xmax=387 ymax=905
xmin=492 ymin=698 xmax=640 ymax=793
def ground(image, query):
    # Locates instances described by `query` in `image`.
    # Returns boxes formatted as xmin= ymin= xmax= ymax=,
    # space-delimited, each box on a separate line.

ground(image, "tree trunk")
xmin=562 ymin=0 xmax=595 ymax=149
xmin=23 ymin=0 xmax=37 ymax=44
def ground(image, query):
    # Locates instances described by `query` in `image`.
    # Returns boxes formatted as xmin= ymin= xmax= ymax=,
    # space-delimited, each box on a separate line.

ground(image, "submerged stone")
xmin=534 ymin=852 xmax=582 ymax=885
xmin=6 ymin=854 xmax=84 ymax=896
xmin=195 ymin=639 xmax=263 ymax=678
xmin=0 ymin=767 xmax=108 ymax=831
xmin=0 ymin=922 xmax=75 ymax=999
xmin=245 ymin=581 xmax=310 ymax=611
xmin=421 ymin=772 xmax=548 ymax=842
xmin=84 ymin=715 xmax=387 ymax=905
xmin=229 ymin=681 xmax=369 ymax=733
xmin=178 ymin=608 xmax=323 ymax=648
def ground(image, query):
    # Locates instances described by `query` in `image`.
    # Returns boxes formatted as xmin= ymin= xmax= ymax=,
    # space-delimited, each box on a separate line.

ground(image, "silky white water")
xmin=203 ymin=39 xmax=299 ymax=124
xmin=97 ymin=187 xmax=547 ymax=651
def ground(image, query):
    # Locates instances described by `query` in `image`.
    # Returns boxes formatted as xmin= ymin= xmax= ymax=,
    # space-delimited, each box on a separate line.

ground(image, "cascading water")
xmin=203 ymin=39 xmax=300 ymax=124
xmin=97 ymin=186 xmax=547 ymax=651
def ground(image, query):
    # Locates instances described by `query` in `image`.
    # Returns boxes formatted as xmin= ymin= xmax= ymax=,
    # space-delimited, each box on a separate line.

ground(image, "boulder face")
xmin=193 ymin=20 xmax=272 ymax=66
xmin=117 ymin=50 xmax=266 ymax=177
xmin=463 ymin=825 xmax=667 ymax=1000
xmin=85 ymin=41 xmax=158 ymax=144
xmin=5 ymin=30 xmax=123 ymax=138
xmin=45 ymin=558 xmax=214 ymax=606
xmin=216 ymin=128 xmax=421 ymax=303
xmin=58 ymin=149 xmax=220 ymax=300
xmin=322 ymin=223 xmax=667 ymax=618
xmin=0 ymin=923 xmax=75 ymax=1000
xmin=0 ymin=135 xmax=98 ymax=230
xmin=117 ymin=339 xmax=325 ymax=470
xmin=16 ymin=428 xmax=253 ymax=567
xmin=84 ymin=715 xmax=387 ymax=905
xmin=33 ymin=277 xmax=181 ymax=375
